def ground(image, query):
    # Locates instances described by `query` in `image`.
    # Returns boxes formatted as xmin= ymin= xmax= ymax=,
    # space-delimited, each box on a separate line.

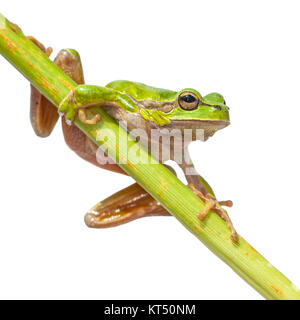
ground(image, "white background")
xmin=0 ymin=0 xmax=299 ymax=300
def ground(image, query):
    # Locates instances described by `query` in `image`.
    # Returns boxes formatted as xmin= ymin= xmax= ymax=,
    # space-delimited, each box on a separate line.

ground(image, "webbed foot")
xmin=188 ymin=184 xmax=238 ymax=242
xmin=84 ymin=183 xmax=169 ymax=228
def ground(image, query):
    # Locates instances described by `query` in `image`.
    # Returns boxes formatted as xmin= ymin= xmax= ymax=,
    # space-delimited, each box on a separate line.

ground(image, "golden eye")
xmin=178 ymin=92 xmax=199 ymax=110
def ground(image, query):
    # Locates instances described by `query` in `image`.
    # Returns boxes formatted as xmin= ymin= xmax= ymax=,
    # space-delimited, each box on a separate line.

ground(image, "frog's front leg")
xmin=180 ymin=159 xmax=238 ymax=242
xmin=59 ymin=85 xmax=138 ymax=125
xmin=187 ymin=184 xmax=238 ymax=242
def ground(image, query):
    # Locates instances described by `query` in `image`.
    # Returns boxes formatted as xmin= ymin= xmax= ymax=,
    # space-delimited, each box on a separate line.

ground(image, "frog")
xmin=29 ymin=37 xmax=238 ymax=242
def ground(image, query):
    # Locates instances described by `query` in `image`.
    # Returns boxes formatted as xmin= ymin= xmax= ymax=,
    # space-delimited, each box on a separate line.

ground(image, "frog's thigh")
xmin=85 ymin=183 xmax=170 ymax=228
xmin=29 ymin=42 xmax=84 ymax=137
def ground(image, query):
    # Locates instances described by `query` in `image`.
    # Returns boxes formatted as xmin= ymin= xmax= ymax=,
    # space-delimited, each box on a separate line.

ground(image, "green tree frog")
xmin=29 ymin=37 xmax=238 ymax=242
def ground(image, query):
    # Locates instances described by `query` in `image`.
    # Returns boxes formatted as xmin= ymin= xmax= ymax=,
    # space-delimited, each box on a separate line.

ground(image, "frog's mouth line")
xmin=168 ymin=119 xmax=230 ymax=129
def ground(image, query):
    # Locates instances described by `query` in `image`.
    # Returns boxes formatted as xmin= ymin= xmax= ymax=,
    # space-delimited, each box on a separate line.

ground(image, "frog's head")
xmin=140 ymin=88 xmax=230 ymax=141
xmin=169 ymin=88 xmax=229 ymax=123
xmin=172 ymin=89 xmax=230 ymax=140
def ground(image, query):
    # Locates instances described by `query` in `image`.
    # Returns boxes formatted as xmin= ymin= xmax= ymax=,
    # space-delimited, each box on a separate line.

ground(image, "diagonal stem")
xmin=0 ymin=13 xmax=299 ymax=300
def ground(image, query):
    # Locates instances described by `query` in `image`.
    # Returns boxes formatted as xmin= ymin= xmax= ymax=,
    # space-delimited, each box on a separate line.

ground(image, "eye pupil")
xmin=182 ymin=94 xmax=196 ymax=103
xmin=178 ymin=92 xmax=199 ymax=110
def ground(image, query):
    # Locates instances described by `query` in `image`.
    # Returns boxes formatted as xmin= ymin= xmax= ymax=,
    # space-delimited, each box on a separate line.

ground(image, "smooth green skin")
xmin=59 ymin=80 xmax=230 ymax=126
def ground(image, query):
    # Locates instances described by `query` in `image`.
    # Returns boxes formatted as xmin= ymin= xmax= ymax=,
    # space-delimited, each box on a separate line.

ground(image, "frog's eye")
xmin=178 ymin=92 xmax=199 ymax=111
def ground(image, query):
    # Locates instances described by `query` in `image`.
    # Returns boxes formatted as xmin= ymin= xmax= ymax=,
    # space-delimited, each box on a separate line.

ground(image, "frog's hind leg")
xmin=29 ymin=37 xmax=59 ymax=137
xmin=85 ymin=183 xmax=171 ymax=228
xmin=29 ymin=36 xmax=88 ymax=136
xmin=85 ymin=165 xmax=177 ymax=227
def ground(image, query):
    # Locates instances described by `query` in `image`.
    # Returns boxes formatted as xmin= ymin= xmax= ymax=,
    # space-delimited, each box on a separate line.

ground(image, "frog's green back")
xmin=106 ymin=80 xmax=177 ymax=101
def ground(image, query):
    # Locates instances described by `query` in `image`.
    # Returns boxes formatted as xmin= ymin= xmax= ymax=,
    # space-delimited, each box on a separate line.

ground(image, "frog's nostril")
xmin=214 ymin=105 xmax=222 ymax=110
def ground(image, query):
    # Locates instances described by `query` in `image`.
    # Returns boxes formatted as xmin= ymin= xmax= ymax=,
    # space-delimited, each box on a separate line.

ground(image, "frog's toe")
xmin=84 ymin=212 xmax=98 ymax=228
xmin=218 ymin=200 xmax=233 ymax=207
xmin=78 ymin=109 xmax=101 ymax=125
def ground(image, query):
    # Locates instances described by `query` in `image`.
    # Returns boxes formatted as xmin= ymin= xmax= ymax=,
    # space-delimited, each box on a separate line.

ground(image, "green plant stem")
xmin=0 ymin=13 xmax=299 ymax=300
